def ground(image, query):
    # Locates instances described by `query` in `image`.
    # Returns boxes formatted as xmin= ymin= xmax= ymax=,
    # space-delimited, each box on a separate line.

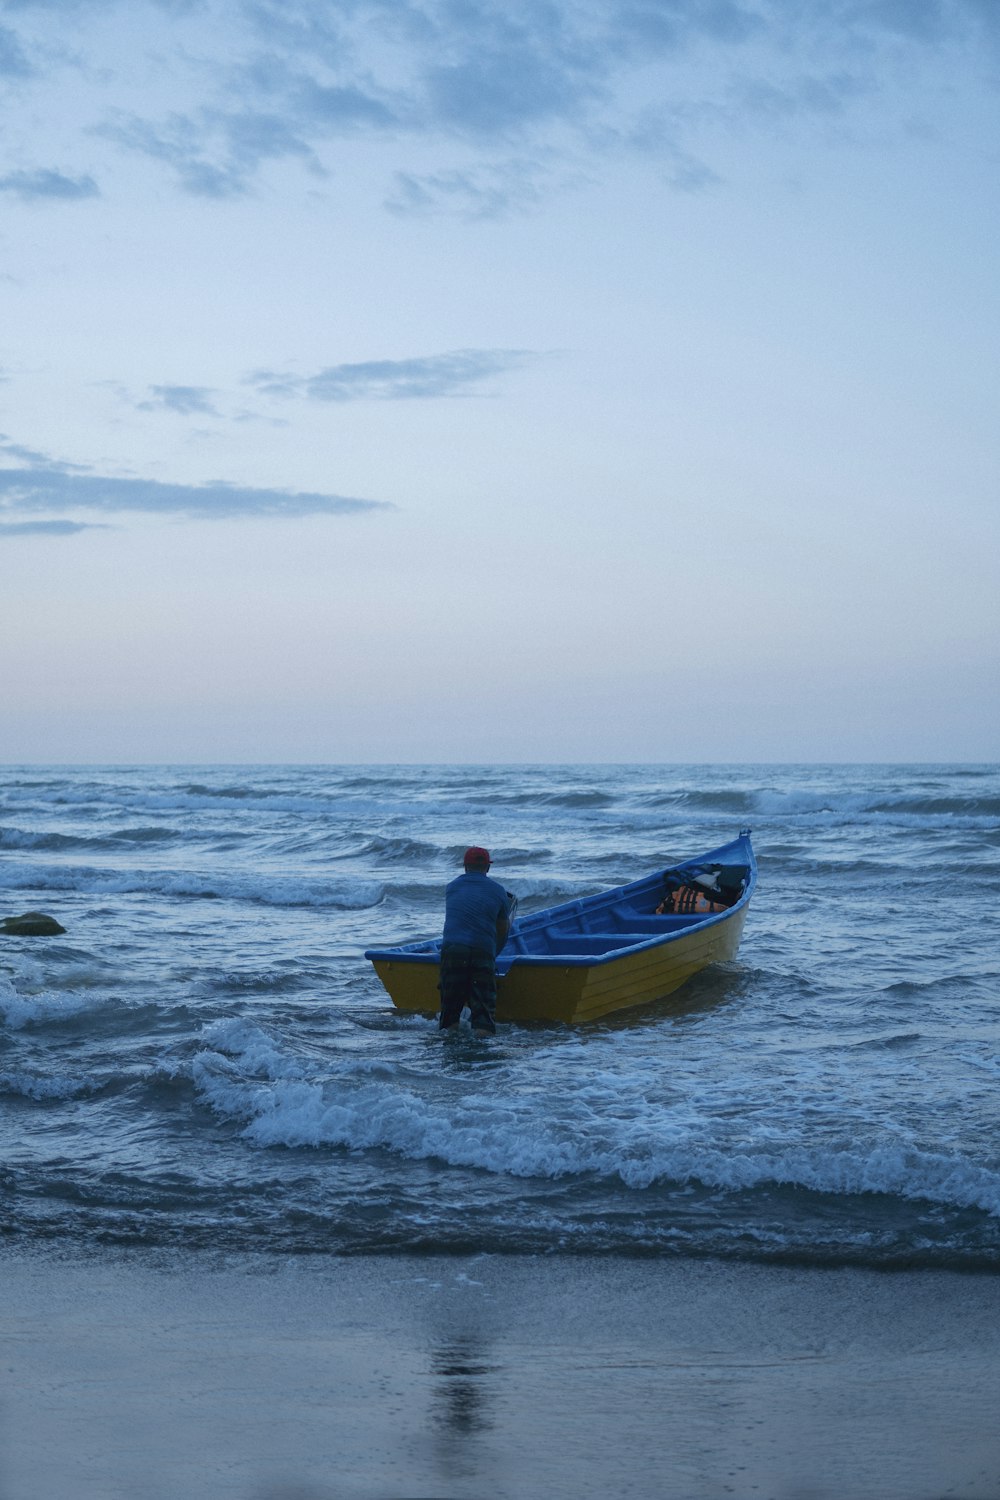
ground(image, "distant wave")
xmin=377 ymin=875 xmax=597 ymax=910
xmin=642 ymin=786 xmax=1000 ymax=822
xmin=0 ymin=824 xmax=182 ymax=852
xmin=0 ymin=860 xmax=385 ymax=909
xmin=129 ymin=789 xmax=340 ymax=816
xmin=357 ymin=835 xmax=444 ymax=862
xmin=1 ymin=827 xmax=86 ymax=851
xmin=1 ymin=784 xmax=343 ymax=819
xmin=4 ymin=770 xmax=998 ymax=828
xmin=870 ymin=795 xmax=1000 ymax=818
xmin=182 ymin=782 xmax=263 ymax=800
xmin=360 ymin=839 xmax=547 ymax=866
xmin=478 ymin=789 xmax=617 ymax=809
xmin=506 ymin=876 xmax=603 ymax=903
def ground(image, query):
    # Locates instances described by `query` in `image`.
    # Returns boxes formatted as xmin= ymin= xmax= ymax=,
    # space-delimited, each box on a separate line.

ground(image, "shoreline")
xmin=3 ymin=1248 xmax=999 ymax=1500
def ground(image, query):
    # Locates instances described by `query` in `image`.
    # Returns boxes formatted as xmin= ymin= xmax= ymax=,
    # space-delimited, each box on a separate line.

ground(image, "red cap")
xmin=463 ymin=846 xmax=491 ymax=869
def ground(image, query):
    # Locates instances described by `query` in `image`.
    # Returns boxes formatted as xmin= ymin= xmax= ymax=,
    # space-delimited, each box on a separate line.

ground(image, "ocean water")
xmin=1 ymin=763 xmax=998 ymax=1269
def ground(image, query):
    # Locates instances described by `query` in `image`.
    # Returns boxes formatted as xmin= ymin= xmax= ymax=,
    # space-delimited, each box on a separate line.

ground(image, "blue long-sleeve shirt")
xmin=442 ymin=871 xmax=512 ymax=955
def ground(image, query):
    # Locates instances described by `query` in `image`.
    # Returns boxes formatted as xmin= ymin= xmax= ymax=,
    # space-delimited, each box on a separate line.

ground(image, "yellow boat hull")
xmin=371 ymin=904 xmax=748 ymax=1025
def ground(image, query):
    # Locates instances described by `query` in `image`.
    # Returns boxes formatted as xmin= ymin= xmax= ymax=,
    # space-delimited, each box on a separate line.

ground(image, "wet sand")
xmin=2 ymin=1250 xmax=999 ymax=1500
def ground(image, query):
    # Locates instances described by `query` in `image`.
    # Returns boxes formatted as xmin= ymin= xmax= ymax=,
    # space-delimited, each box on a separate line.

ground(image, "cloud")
xmin=5 ymin=0 xmax=996 ymax=213
xmin=0 ymin=451 xmax=392 ymax=530
xmin=0 ymin=24 xmax=32 ymax=78
xmin=605 ymin=0 xmax=764 ymax=57
xmin=849 ymin=0 xmax=952 ymax=45
xmin=422 ymin=40 xmax=600 ymax=137
xmin=260 ymin=3 xmax=610 ymax=143
xmin=93 ymin=108 xmax=322 ymax=198
xmin=963 ymin=0 xmax=1000 ymax=39
xmin=248 ymin=349 xmax=539 ymax=401
xmin=732 ymin=70 xmax=871 ymax=124
xmin=138 ymin=385 xmax=222 ymax=416
xmin=0 ymin=518 xmax=104 ymax=537
xmin=386 ymin=159 xmax=561 ymax=218
xmin=666 ymin=155 xmax=723 ymax=193
xmin=119 ymin=355 xmax=531 ymax=419
xmin=27 ymin=4 xmax=670 ymax=201
xmin=286 ymin=77 xmax=400 ymax=132
xmin=0 ymin=168 xmax=99 ymax=201
xmin=0 ymin=434 xmax=80 ymax=468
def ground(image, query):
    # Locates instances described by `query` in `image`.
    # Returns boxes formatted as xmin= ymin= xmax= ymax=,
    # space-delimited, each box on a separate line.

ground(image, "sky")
xmin=1 ymin=0 xmax=998 ymax=763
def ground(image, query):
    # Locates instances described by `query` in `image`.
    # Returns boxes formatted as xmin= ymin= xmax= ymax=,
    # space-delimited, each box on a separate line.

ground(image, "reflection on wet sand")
xmin=427 ymin=1328 xmax=504 ymax=1488
xmin=431 ymin=1336 xmax=499 ymax=1435
xmin=5 ymin=1254 xmax=1000 ymax=1500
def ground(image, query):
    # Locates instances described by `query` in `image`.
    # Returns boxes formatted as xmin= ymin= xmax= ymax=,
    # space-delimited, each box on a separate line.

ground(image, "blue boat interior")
xmin=498 ymin=912 xmax=706 ymax=965
xmin=494 ymin=871 xmax=738 ymax=973
xmin=365 ymin=833 xmax=755 ymax=972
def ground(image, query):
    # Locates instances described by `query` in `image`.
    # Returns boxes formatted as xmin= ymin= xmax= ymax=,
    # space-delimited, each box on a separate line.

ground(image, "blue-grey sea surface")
xmin=2 ymin=764 xmax=998 ymax=1267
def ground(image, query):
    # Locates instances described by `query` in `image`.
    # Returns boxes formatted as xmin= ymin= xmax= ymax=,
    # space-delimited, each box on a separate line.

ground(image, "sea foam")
xmin=0 ymin=975 xmax=117 ymax=1030
xmin=185 ymin=1021 xmax=1000 ymax=1219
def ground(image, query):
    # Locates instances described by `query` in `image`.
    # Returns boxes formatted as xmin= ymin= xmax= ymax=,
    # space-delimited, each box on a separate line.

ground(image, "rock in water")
xmin=1 ymin=911 xmax=67 ymax=937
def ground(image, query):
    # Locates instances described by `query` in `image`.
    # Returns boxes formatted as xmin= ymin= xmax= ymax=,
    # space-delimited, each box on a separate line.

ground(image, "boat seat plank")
xmin=504 ymin=912 xmax=706 ymax=955
xmin=604 ymin=913 xmax=707 ymax=932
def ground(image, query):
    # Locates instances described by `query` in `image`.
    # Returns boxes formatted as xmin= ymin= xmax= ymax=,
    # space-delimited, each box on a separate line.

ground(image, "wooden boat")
xmin=365 ymin=830 xmax=756 ymax=1024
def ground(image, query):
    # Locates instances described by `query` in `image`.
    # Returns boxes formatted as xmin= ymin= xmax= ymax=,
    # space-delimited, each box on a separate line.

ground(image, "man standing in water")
xmin=439 ymin=847 xmax=514 ymax=1036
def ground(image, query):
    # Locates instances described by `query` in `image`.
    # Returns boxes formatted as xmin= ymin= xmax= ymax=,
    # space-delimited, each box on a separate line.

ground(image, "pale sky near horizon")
xmin=1 ymin=0 xmax=998 ymax=763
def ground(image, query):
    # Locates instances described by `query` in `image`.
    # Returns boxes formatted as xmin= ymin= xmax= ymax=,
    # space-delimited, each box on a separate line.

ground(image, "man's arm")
xmin=495 ymin=890 xmax=513 ymax=952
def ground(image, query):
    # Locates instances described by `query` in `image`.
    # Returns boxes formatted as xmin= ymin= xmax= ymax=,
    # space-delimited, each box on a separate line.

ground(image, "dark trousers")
xmin=438 ymin=944 xmax=497 ymax=1034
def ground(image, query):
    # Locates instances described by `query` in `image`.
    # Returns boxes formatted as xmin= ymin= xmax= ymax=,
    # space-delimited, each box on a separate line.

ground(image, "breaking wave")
xmin=0 ymin=976 xmax=121 ymax=1030
xmin=188 ymin=1023 xmax=1000 ymax=1222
